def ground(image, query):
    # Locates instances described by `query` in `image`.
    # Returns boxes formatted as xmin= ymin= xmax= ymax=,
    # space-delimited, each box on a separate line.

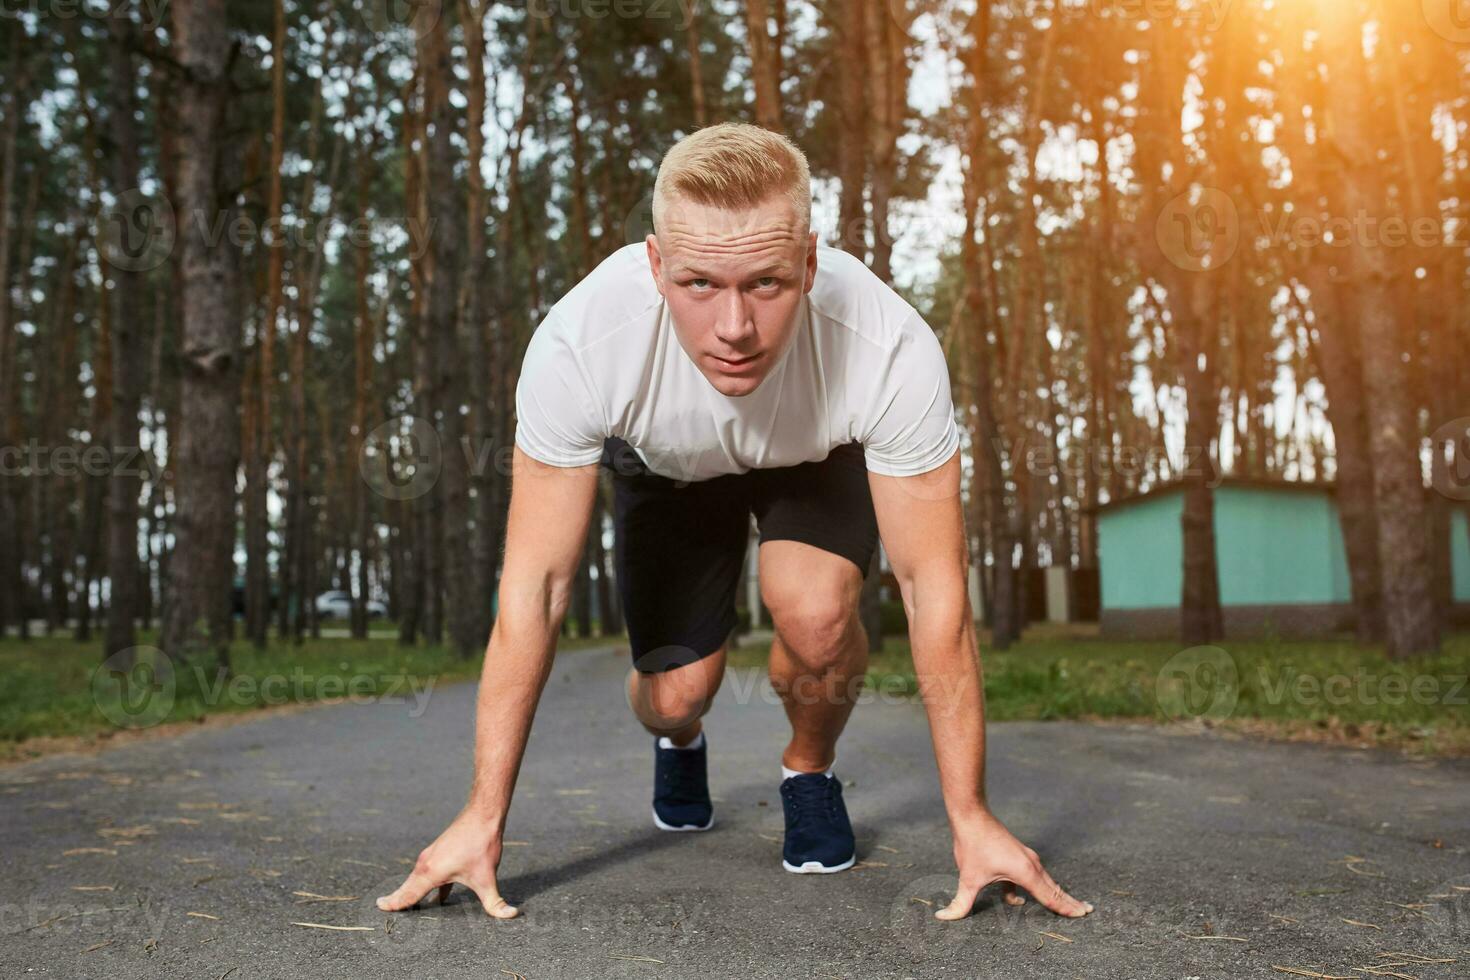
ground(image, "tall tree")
xmin=159 ymin=0 xmax=243 ymax=668
xmin=102 ymin=6 xmax=147 ymax=660
xmin=1313 ymin=0 xmax=1439 ymax=657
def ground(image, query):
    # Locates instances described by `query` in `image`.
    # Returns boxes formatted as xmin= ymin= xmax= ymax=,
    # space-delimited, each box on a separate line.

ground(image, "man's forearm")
xmin=464 ymin=603 xmax=563 ymax=831
xmin=908 ymin=585 xmax=989 ymax=824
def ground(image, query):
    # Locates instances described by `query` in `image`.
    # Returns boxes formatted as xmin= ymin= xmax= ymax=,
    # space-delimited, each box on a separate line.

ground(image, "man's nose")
xmin=713 ymin=289 xmax=755 ymax=346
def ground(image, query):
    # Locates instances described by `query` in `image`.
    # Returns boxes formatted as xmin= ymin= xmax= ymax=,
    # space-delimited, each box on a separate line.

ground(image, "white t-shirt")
xmin=513 ymin=242 xmax=960 ymax=483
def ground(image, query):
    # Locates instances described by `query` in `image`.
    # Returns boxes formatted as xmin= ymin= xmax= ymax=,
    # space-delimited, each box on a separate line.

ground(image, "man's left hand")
xmin=936 ymin=809 xmax=1094 ymax=921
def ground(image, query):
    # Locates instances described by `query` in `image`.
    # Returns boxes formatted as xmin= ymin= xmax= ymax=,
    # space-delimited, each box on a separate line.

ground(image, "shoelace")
xmin=784 ymin=776 xmax=839 ymax=824
xmin=658 ymin=748 xmax=707 ymax=804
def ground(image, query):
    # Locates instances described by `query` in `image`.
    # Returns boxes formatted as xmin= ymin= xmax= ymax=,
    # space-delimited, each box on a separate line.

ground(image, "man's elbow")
xmin=494 ymin=572 xmax=577 ymax=638
xmin=902 ymin=566 xmax=972 ymax=641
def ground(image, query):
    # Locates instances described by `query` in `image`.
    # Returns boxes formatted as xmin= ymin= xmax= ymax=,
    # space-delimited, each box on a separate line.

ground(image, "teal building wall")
xmin=1098 ymin=484 xmax=1467 ymax=617
xmin=1454 ymin=509 xmax=1470 ymax=604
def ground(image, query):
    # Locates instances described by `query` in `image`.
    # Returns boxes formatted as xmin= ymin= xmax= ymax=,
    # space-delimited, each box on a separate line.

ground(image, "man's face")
xmin=647 ymin=193 xmax=818 ymax=398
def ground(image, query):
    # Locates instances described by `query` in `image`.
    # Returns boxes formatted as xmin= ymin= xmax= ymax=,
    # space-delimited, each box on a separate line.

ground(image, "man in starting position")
xmin=378 ymin=123 xmax=1093 ymax=922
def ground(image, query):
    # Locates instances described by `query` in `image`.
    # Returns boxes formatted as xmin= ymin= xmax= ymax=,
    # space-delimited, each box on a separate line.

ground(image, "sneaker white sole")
xmin=782 ymin=854 xmax=857 ymax=874
xmin=651 ymin=805 xmax=714 ymax=832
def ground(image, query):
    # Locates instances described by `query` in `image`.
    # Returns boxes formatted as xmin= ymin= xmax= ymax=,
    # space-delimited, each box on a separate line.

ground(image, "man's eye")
xmin=688 ymin=278 xmax=712 ymax=290
xmin=754 ymin=276 xmax=779 ymax=288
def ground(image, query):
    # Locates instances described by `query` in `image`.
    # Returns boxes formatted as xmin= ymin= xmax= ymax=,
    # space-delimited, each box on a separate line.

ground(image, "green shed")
xmin=1096 ymin=479 xmax=1470 ymax=638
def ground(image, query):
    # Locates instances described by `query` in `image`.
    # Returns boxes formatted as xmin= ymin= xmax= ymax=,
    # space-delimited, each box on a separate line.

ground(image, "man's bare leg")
xmin=625 ymin=645 xmax=728 ymax=744
xmin=759 ymin=540 xmax=868 ymax=773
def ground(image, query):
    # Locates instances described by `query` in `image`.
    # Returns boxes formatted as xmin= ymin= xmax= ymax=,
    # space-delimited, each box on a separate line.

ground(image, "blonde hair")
xmin=652 ymin=123 xmax=812 ymax=235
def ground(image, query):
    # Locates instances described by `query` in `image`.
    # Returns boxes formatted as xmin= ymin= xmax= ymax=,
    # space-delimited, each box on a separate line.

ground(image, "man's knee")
xmin=626 ymin=654 xmax=723 ymax=732
xmin=769 ymin=593 xmax=861 ymax=674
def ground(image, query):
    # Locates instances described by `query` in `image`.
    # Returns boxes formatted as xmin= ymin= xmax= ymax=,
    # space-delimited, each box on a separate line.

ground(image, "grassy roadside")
xmin=728 ymin=626 xmax=1470 ymax=757
xmin=0 ymin=628 xmax=625 ymax=763
xmin=5 ymin=625 xmax=1467 ymax=762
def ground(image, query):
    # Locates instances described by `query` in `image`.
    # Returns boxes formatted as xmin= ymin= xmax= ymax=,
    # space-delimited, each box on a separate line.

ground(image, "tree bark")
xmin=160 ymin=0 xmax=242 ymax=670
xmin=1315 ymin=0 xmax=1439 ymax=657
xmin=418 ymin=11 xmax=474 ymax=657
xmin=743 ymin=0 xmax=782 ymax=130
xmin=836 ymin=0 xmax=867 ymax=257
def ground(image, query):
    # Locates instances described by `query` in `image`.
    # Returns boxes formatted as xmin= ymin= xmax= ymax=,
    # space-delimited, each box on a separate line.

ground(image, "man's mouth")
xmin=711 ymin=352 xmax=760 ymax=370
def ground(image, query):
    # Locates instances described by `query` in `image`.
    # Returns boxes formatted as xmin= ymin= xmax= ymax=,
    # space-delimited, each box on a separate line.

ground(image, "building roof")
xmin=1092 ymin=476 xmax=1337 ymax=516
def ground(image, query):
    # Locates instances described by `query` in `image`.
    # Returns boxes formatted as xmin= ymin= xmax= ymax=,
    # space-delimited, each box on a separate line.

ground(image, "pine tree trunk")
xmin=0 ymin=34 xmax=29 ymax=640
xmin=1301 ymin=267 xmax=1384 ymax=642
xmin=680 ymin=0 xmax=707 ymax=127
xmin=160 ymin=0 xmax=241 ymax=671
xmin=743 ymin=0 xmax=781 ymax=130
xmin=1315 ymin=0 xmax=1439 ymax=658
xmin=836 ymin=0 xmax=867 ymax=256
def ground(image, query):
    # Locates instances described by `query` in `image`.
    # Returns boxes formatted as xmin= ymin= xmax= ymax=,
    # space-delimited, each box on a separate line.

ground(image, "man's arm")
xmin=377 ymin=446 xmax=599 ymax=918
xmin=868 ymin=449 xmax=1092 ymax=921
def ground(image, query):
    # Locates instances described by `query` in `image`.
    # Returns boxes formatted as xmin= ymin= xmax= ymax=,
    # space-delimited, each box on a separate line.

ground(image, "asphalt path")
xmin=3 ymin=644 xmax=1467 ymax=979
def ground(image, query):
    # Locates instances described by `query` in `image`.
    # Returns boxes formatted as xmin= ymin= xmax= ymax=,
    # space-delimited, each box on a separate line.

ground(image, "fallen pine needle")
xmin=72 ymin=885 xmax=115 ymax=892
xmin=63 ymin=848 xmax=117 ymax=856
xmin=1039 ymin=932 xmax=1074 ymax=943
xmin=25 ymin=906 xmax=132 ymax=931
xmin=1270 ymin=968 xmax=1354 ymax=979
xmin=187 ymin=912 xmax=220 ymax=920
xmin=608 ymin=953 xmax=664 ymax=963
xmin=500 ymin=971 xmax=527 ymax=980
xmin=1378 ymin=953 xmax=1455 ymax=964
xmin=1349 ymin=969 xmax=1418 ymax=980
xmin=290 ymin=922 xmax=375 ymax=932
xmin=292 ymin=891 xmax=357 ymax=904
xmin=1268 ymin=913 xmax=1300 ymax=924
xmin=1180 ymin=934 xmax=1248 ymax=942
xmin=909 ymin=897 xmax=932 ymax=907
xmin=82 ymin=941 xmax=114 ymax=953
xmin=1340 ymin=918 xmax=1381 ymax=930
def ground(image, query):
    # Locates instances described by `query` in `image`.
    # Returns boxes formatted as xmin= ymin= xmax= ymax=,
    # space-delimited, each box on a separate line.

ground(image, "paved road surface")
xmin=3 ymin=644 xmax=1467 ymax=979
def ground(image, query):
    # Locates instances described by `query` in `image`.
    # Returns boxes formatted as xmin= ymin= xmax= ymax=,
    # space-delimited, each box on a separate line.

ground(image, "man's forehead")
xmin=656 ymin=197 xmax=806 ymax=250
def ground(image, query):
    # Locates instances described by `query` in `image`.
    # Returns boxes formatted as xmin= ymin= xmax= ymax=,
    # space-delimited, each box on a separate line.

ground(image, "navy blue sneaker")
xmin=651 ymin=735 xmax=714 ymax=831
xmin=780 ymin=772 xmax=856 ymax=873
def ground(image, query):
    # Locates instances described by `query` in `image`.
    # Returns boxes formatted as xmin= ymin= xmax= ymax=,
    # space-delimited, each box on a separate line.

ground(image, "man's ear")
xmin=803 ymin=230 xmax=818 ymax=293
xmin=646 ymin=233 xmax=666 ymax=298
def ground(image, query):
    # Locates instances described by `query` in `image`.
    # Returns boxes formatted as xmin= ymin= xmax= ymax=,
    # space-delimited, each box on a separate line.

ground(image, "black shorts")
xmin=602 ymin=437 xmax=879 ymax=673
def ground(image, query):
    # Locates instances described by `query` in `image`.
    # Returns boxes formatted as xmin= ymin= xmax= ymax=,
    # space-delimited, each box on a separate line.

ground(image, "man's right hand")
xmin=376 ymin=808 xmax=519 ymax=918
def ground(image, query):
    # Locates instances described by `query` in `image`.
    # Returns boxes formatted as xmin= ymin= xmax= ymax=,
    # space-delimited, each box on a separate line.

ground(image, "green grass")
xmin=6 ymin=624 xmax=1467 ymax=760
xmin=0 ymin=627 xmax=624 ymax=759
xmin=729 ymin=625 xmax=1470 ymax=756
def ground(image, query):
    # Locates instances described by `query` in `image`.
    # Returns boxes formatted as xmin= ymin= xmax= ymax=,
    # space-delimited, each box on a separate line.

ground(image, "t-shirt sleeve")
xmin=860 ymin=314 xmax=961 ymax=478
xmin=513 ymin=314 xmax=608 ymax=467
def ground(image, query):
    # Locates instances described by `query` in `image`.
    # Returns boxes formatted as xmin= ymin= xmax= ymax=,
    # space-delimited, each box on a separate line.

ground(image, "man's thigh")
xmin=750 ymin=441 xmax=880 ymax=578
xmin=751 ymin=442 xmax=878 ymax=645
xmin=603 ymin=437 xmax=751 ymax=673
